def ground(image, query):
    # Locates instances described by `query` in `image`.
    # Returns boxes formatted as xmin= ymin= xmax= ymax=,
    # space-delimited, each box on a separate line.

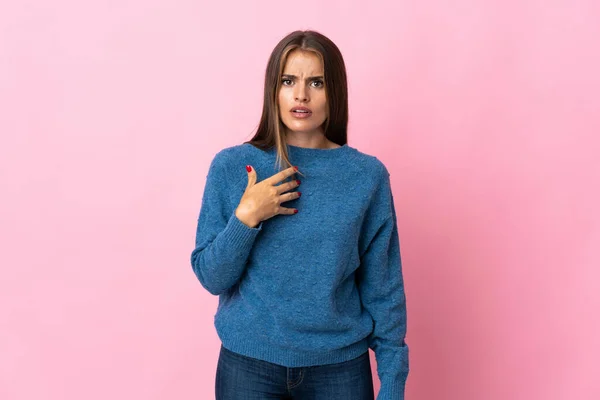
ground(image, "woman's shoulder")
xmin=209 ymin=143 xmax=271 ymax=187
xmin=349 ymin=146 xmax=389 ymax=179
xmin=212 ymin=142 xmax=264 ymax=163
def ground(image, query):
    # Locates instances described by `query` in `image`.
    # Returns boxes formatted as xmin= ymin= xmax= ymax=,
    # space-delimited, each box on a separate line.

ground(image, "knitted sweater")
xmin=190 ymin=142 xmax=409 ymax=399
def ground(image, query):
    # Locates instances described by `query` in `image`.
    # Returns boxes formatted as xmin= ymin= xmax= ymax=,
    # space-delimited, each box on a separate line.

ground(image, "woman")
xmin=191 ymin=30 xmax=409 ymax=400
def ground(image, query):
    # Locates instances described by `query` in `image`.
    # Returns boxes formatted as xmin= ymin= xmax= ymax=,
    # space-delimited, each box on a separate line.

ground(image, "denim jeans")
xmin=215 ymin=344 xmax=374 ymax=400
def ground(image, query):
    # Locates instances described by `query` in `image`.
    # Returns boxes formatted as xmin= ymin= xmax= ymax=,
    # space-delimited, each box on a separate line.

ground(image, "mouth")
xmin=290 ymin=107 xmax=312 ymax=118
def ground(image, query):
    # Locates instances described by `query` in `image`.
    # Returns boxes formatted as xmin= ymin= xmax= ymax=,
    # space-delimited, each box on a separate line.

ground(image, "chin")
xmin=285 ymin=120 xmax=326 ymax=132
xmin=286 ymin=126 xmax=322 ymax=134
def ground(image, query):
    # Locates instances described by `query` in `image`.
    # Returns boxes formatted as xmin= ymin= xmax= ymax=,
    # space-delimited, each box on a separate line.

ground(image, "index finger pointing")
xmin=266 ymin=165 xmax=299 ymax=186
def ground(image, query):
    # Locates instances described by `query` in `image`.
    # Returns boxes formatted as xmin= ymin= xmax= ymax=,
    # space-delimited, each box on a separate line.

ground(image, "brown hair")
xmin=244 ymin=30 xmax=349 ymax=178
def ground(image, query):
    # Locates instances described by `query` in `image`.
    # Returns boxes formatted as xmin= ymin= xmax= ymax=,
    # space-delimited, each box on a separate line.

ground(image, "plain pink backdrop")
xmin=1 ymin=1 xmax=598 ymax=399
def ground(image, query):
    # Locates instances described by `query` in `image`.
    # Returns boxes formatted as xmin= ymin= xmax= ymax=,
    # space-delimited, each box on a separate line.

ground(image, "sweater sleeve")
xmin=190 ymin=151 xmax=263 ymax=295
xmin=356 ymin=164 xmax=409 ymax=400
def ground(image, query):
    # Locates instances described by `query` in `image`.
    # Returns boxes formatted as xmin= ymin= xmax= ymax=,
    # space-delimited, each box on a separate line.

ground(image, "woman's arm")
xmin=190 ymin=151 xmax=262 ymax=295
xmin=356 ymin=163 xmax=409 ymax=400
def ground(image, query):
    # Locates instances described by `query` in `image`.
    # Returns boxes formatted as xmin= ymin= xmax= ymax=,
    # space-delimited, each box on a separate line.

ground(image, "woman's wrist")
xmin=235 ymin=207 xmax=259 ymax=228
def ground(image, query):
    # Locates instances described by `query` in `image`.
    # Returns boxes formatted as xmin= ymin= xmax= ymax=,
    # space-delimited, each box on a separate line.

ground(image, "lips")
xmin=290 ymin=106 xmax=312 ymax=114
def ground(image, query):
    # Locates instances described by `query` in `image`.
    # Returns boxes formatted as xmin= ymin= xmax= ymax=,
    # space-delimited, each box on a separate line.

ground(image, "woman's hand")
xmin=235 ymin=165 xmax=301 ymax=228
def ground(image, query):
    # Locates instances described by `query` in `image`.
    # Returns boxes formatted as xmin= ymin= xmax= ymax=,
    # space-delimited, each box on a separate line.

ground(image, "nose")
xmin=294 ymin=84 xmax=308 ymax=102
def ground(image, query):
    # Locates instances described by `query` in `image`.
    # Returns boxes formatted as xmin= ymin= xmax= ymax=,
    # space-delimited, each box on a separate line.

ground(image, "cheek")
xmin=319 ymin=98 xmax=328 ymax=115
xmin=278 ymin=87 xmax=291 ymax=100
xmin=316 ymin=92 xmax=327 ymax=110
xmin=277 ymin=93 xmax=285 ymax=115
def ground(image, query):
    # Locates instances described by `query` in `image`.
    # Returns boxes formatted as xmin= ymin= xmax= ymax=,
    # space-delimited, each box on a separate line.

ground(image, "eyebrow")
xmin=281 ymin=74 xmax=324 ymax=80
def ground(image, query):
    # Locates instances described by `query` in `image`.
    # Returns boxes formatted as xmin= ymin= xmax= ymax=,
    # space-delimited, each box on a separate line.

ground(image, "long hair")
xmin=244 ymin=30 xmax=349 ymax=176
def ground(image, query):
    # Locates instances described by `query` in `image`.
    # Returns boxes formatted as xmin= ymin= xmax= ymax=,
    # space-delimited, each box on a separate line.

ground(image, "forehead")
xmin=282 ymin=50 xmax=323 ymax=74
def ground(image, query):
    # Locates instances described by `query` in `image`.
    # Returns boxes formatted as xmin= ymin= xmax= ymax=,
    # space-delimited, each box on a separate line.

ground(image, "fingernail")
xmin=294 ymin=209 xmax=298 ymax=213
xmin=293 ymin=166 xmax=298 ymax=171
xmin=246 ymin=165 xmax=252 ymax=172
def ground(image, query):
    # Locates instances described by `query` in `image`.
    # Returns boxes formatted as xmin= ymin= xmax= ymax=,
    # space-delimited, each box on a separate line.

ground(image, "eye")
xmin=312 ymin=80 xmax=324 ymax=88
xmin=281 ymin=78 xmax=292 ymax=85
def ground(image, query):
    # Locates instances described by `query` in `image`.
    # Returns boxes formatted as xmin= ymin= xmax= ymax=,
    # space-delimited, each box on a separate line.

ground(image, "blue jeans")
xmin=215 ymin=344 xmax=375 ymax=400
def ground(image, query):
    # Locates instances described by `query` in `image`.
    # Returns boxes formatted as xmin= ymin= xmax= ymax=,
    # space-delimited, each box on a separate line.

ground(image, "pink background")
xmin=1 ymin=1 xmax=599 ymax=399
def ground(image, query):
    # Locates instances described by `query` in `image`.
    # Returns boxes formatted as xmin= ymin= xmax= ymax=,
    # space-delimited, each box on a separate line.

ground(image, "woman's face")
xmin=277 ymin=49 xmax=328 ymax=137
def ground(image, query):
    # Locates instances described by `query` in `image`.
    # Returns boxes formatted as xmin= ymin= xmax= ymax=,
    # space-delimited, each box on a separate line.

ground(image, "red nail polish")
xmin=246 ymin=165 xmax=252 ymax=172
xmin=293 ymin=166 xmax=298 ymax=171
xmin=294 ymin=209 xmax=298 ymax=213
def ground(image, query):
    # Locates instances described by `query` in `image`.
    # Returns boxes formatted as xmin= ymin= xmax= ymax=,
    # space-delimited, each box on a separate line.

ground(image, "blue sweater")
xmin=191 ymin=142 xmax=409 ymax=399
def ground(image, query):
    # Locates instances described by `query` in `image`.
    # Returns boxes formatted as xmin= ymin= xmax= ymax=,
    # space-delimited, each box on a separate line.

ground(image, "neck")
xmin=284 ymin=132 xmax=331 ymax=149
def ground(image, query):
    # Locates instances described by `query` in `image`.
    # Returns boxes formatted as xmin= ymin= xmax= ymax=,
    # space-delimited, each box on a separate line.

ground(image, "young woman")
xmin=191 ymin=30 xmax=409 ymax=400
